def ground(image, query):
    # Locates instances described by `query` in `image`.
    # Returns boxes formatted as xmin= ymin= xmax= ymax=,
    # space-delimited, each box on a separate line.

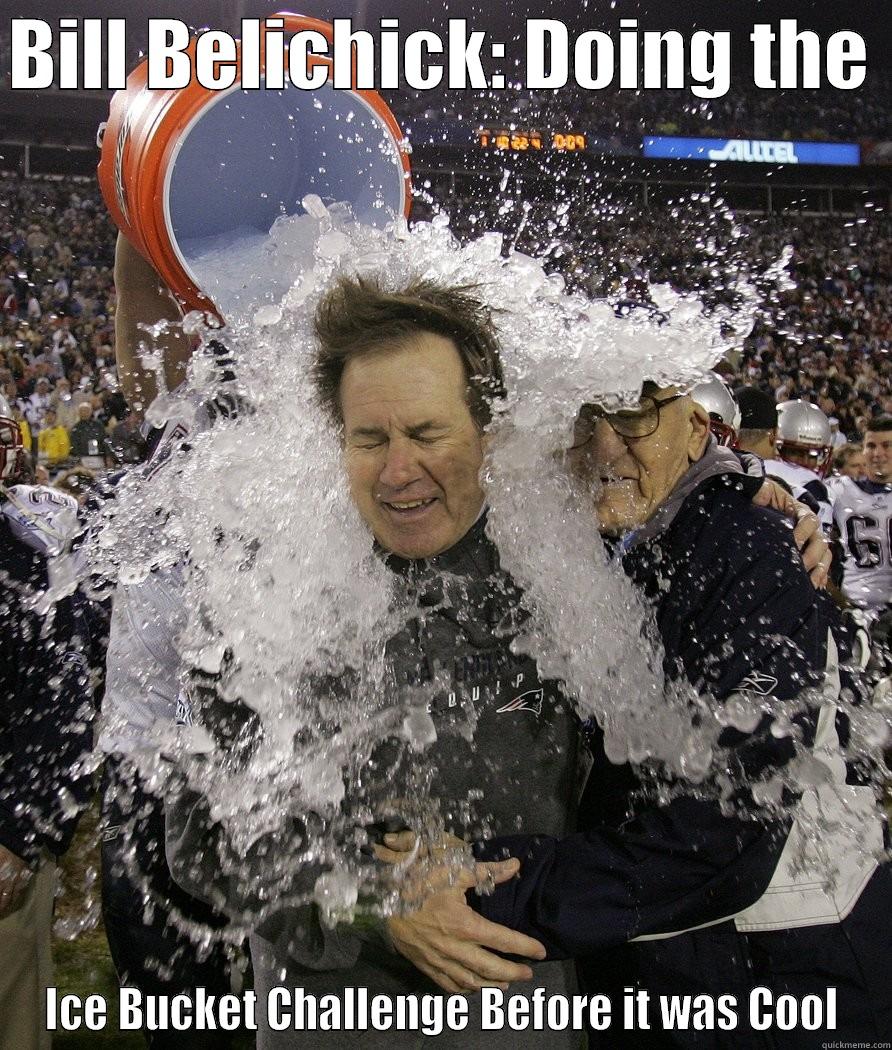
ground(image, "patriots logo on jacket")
xmin=175 ymin=692 xmax=194 ymax=726
xmin=497 ymin=688 xmax=544 ymax=715
xmin=61 ymin=650 xmax=88 ymax=673
xmin=738 ymin=670 xmax=779 ymax=695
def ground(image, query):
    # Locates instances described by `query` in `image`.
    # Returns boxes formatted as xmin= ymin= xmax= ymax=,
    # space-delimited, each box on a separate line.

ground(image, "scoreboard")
xmin=477 ymin=129 xmax=588 ymax=152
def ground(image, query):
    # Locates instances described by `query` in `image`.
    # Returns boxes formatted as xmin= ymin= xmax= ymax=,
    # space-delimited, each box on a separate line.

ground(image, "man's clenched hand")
xmin=376 ymin=831 xmax=545 ymax=994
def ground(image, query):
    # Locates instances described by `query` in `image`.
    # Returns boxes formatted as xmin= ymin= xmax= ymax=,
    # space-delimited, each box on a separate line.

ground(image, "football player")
xmin=766 ymin=399 xmax=835 ymax=532
xmin=0 ymin=406 xmax=98 ymax=1049
xmin=829 ymin=416 xmax=892 ymax=615
xmin=690 ymin=373 xmax=740 ymax=448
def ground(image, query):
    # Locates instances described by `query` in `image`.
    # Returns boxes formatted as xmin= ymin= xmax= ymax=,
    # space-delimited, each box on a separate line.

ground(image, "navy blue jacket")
xmin=471 ymin=475 xmax=832 ymax=957
xmin=0 ymin=516 xmax=97 ymax=863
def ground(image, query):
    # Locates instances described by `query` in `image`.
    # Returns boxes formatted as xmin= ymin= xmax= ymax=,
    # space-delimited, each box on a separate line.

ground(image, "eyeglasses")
xmin=570 ymin=394 xmax=686 ymax=448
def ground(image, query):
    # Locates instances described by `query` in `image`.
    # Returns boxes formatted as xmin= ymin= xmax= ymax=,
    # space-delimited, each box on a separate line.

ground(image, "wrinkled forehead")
xmin=343 ymin=337 xmax=464 ymax=393
xmin=577 ymin=381 xmax=678 ymax=412
xmin=339 ymin=334 xmax=472 ymax=425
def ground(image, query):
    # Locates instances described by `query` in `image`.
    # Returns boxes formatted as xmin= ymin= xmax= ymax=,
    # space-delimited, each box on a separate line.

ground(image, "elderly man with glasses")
xmin=384 ymin=382 xmax=891 ymax=1047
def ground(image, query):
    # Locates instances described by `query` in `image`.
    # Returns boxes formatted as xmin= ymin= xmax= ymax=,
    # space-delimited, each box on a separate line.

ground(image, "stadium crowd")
xmin=0 ymin=175 xmax=145 ymax=487
xmin=1 ymin=148 xmax=891 ymax=1046
xmin=389 ymin=73 xmax=892 ymax=143
xmin=2 ymin=170 xmax=891 ymax=490
xmin=440 ymin=183 xmax=892 ymax=442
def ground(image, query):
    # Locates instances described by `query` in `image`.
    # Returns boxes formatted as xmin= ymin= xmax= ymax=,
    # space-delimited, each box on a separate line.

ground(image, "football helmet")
xmin=776 ymin=399 xmax=833 ymax=477
xmin=690 ymin=374 xmax=741 ymax=447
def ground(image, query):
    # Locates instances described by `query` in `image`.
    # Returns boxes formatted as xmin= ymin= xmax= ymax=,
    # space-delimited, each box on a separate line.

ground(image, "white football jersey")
xmin=141 ymin=388 xmax=210 ymax=479
xmin=99 ymin=563 xmax=187 ymax=756
xmin=99 ymin=386 xmax=217 ymax=755
xmin=2 ymin=483 xmax=79 ymax=556
xmin=829 ymin=475 xmax=892 ymax=612
xmin=763 ymin=458 xmax=834 ymax=532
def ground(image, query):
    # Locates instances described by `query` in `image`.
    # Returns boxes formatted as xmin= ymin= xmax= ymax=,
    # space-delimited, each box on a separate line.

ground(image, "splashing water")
xmin=90 ymin=200 xmax=889 ymax=927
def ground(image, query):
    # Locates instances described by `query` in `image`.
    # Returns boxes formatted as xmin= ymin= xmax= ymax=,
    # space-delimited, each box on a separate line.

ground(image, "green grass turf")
xmin=51 ymin=801 xmax=145 ymax=1047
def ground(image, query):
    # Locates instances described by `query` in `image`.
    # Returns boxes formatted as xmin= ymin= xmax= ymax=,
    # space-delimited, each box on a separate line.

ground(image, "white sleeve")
xmin=98 ymin=565 xmax=187 ymax=755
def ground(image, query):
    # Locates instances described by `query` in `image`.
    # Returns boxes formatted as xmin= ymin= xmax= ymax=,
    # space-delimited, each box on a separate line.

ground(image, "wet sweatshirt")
xmin=469 ymin=450 xmax=807 ymax=937
xmin=470 ymin=448 xmax=890 ymax=1044
xmin=166 ymin=514 xmax=581 ymax=1049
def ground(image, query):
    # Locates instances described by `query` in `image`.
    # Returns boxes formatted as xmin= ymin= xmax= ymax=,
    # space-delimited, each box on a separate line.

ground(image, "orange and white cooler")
xmin=97 ymin=13 xmax=412 ymax=319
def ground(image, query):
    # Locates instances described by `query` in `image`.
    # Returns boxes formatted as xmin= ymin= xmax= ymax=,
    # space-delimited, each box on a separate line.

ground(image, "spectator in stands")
xmin=9 ymin=402 xmax=31 ymax=455
xmin=828 ymin=416 xmax=846 ymax=448
xmin=69 ymin=401 xmax=112 ymax=469
xmin=96 ymin=388 xmax=128 ymax=429
xmin=832 ymin=443 xmax=866 ymax=480
xmin=35 ymin=343 xmax=64 ymax=378
xmin=110 ymin=410 xmax=146 ymax=465
xmin=50 ymin=377 xmax=79 ymax=431
xmin=35 ymin=407 xmax=70 ymax=467
xmin=23 ymin=377 xmax=51 ymax=429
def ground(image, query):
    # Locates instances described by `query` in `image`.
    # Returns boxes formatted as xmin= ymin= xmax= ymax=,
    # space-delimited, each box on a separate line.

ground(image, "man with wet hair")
xmin=387 ymin=383 xmax=890 ymax=1046
xmin=312 ymin=276 xmax=505 ymax=430
xmin=311 ymin=275 xmax=506 ymax=561
xmin=169 ymin=273 xmax=581 ymax=1049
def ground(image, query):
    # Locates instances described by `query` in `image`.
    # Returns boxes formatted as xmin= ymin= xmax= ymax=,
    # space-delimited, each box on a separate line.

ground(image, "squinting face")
xmin=567 ymin=389 xmax=710 ymax=535
xmin=864 ymin=431 xmax=892 ymax=483
xmin=339 ymin=333 xmax=486 ymax=559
